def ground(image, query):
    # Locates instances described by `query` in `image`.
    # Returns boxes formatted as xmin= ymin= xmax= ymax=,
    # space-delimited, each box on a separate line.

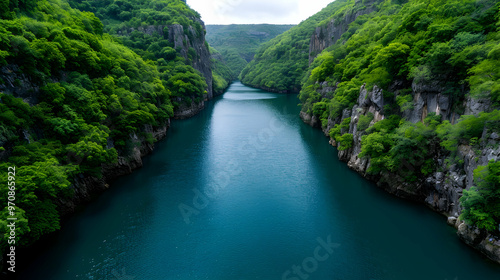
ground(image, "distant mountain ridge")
xmin=205 ymin=24 xmax=294 ymax=77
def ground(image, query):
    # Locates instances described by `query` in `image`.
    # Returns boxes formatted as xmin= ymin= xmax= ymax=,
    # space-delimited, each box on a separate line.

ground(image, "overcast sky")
xmin=187 ymin=0 xmax=333 ymax=25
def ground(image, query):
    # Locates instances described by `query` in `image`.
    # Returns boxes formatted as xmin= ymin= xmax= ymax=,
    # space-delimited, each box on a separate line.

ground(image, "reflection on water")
xmin=19 ymin=82 xmax=500 ymax=280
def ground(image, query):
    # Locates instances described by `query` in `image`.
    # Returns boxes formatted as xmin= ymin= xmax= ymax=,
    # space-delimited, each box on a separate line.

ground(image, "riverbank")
xmin=19 ymin=82 xmax=500 ymax=279
xmin=1 ymin=88 xmax=226 ymax=276
xmin=189 ymin=79 xmax=500 ymax=265
xmin=300 ymin=84 xmax=500 ymax=265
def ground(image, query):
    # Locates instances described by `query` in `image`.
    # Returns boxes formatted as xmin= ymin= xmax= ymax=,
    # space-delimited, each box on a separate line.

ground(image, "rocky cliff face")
xmin=301 ymin=82 xmax=500 ymax=264
xmin=3 ymin=21 xmax=215 ymax=118
xmin=172 ymin=99 xmax=206 ymax=120
xmin=117 ymin=20 xmax=214 ymax=101
xmin=0 ymin=65 xmax=42 ymax=106
xmin=404 ymin=81 xmax=463 ymax=124
xmin=168 ymin=21 xmax=214 ymax=100
xmin=309 ymin=0 xmax=379 ymax=64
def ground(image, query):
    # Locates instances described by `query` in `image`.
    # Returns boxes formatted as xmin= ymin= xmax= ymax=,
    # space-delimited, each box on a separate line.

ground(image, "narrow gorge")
xmin=1 ymin=0 xmax=500 ymax=278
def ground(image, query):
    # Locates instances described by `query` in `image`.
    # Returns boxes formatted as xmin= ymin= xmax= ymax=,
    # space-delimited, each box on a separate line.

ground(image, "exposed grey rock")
xmin=370 ymin=86 xmax=384 ymax=111
xmin=412 ymin=80 xmax=442 ymax=94
xmin=168 ymin=22 xmax=214 ymax=99
xmin=309 ymin=0 xmax=380 ymax=64
xmin=118 ymin=21 xmax=214 ymax=100
xmin=403 ymin=80 xmax=461 ymax=123
xmin=438 ymin=95 xmax=450 ymax=113
xmin=342 ymin=108 xmax=352 ymax=120
xmin=317 ymin=81 xmax=337 ymax=98
xmin=465 ymin=96 xmax=491 ymax=115
xmin=300 ymin=111 xmax=321 ymax=129
xmin=174 ymin=100 xmax=206 ymax=119
xmin=22 ymin=129 xmax=31 ymax=144
xmin=302 ymin=35 xmax=500 ymax=263
xmin=457 ymin=222 xmax=500 ymax=263
xmin=358 ymin=84 xmax=370 ymax=107
xmin=325 ymin=117 xmax=336 ymax=136
xmin=427 ymin=94 xmax=438 ymax=114
xmin=0 ymin=65 xmax=40 ymax=105
xmin=447 ymin=216 xmax=458 ymax=226
xmin=405 ymin=92 xmax=425 ymax=123
xmin=308 ymin=88 xmax=500 ymax=263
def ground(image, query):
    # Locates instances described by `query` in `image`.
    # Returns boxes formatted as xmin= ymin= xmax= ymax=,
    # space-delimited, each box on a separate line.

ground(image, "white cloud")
xmin=186 ymin=0 xmax=333 ymax=24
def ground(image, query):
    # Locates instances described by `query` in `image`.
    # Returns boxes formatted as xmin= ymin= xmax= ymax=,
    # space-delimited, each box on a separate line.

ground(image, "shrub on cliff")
xmin=461 ymin=160 xmax=500 ymax=232
xmin=357 ymin=113 xmax=374 ymax=131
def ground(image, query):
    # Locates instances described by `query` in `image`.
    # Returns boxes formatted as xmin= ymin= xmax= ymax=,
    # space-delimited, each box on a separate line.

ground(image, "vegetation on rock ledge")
xmin=0 ymin=0 xmax=216 ymax=252
xmin=243 ymin=0 xmax=500 ymax=233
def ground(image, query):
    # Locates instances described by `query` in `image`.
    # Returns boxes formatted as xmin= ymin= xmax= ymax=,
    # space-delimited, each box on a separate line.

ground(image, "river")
xmin=19 ymin=82 xmax=500 ymax=279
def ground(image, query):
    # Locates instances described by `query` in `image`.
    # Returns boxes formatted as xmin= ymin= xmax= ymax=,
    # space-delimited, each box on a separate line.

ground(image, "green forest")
xmin=1 ymin=0 xmax=500 ymax=270
xmin=206 ymin=24 xmax=294 ymax=77
xmin=0 ymin=0 xmax=230 ymax=253
xmin=210 ymin=46 xmax=234 ymax=95
xmin=68 ymin=0 xmax=213 ymax=105
xmin=239 ymin=0 xmax=356 ymax=92
xmin=242 ymin=0 xmax=500 ymax=233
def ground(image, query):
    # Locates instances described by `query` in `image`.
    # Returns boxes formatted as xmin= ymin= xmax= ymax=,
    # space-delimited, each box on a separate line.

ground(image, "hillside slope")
xmin=68 ymin=0 xmax=226 ymax=116
xmin=210 ymin=46 xmax=234 ymax=95
xmin=206 ymin=24 xmax=293 ymax=77
xmin=244 ymin=0 xmax=500 ymax=263
xmin=0 ymin=0 xmax=216 ymax=270
xmin=240 ymin=0 xmax=382 ymax=92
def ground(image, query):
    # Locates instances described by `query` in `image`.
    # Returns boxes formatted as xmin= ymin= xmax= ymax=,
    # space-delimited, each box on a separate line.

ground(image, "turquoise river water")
xmin=19 ymin=82 xmax=500 ymax=279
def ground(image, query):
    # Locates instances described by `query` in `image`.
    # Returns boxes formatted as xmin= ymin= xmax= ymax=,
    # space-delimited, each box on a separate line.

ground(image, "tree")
xmin=66 ymin=126 xmax=117 ymax=168
xmin=360 ymin=132 xmax=393 ymax=174
xmin=357 ymin=113 xmax=374 ymax=131
xmin=372 ymin=43 xmax=410 ymax=77
xmin=336 ymin=133 xmax=354 ymax=151
xmin=460 ymin=161 xmax=500 ymax=231
xmin=0 ymin=0 xmax=12 ymax=19
xmin=41 ymin=83 xmax=66 ymax=105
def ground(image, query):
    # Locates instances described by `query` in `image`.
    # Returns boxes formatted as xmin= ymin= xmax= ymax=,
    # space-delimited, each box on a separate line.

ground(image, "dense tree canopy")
xmin=69 ymin=0 xmax=214 ymax=108
xmin=242 ymin=0 xmax=500 ymax=232
xmin=0 ymin=0 xmax=215 ymax=251
xmin=210 ymin=46 xmax=234 ymax=95
xmin=240 ymin=0 xmax=355 ymax=92
xmin=461 ymin=160 xmax=500 ymax=231
xmin=205 ymin=24 xmax=293 ymax=77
